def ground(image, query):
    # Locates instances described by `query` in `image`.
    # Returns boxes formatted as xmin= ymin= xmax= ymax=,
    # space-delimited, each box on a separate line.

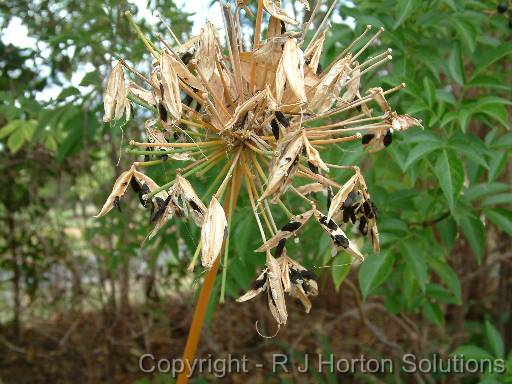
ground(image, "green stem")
xmin=220 ymin=176 xmax=236 ymax=303
xmin=187 ymin=241 xmax=202 ymax=272
xmin=125 ymin=11 xmax=160 ymax=58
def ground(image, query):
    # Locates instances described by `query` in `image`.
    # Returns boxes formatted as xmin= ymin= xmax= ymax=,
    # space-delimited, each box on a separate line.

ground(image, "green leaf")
xmin=465 ymin=182 xmax=510 ymax=201
xmin=448 ymin=44 xmax=465 ymax=85
xmin=404 ymin=141 xmax=442 ymax=170
xmin=485 ymin=321 xmax=505 ymax=358
xmin=80 ymin=69 xmax=101 ymax=86
xmin=435 ymin=150 xmax=465 ymax=211
xmin=7 ymin=128 xmax=25 ymax=153
xmin=428 ymin=257 xmax=462 ymax=304
xmin=423 ymin=301 xmax=444 ymax=327
xmin=401 ymin=240 xmax=428 ymax=292
xmin=476 ymin=103 xmax=509 ymax=129
xmin=0 ymin=120 xmax=22 ymax=139
xmin=452 ymin=345 xmax=494 ymax=360
xmin=486 ymin=208 xmax=512 ymax=236
xmin=457 ymin=213 xmax=485 ymax=262
xmin=423 ymin=76 xmax=436 ymax=107
xmin=393 ymin=0 xmax=415 ymax=29
xmin=332 ymin=253 xmax=352 ymax=291
xmin=359 ymin=250 xmax=394 ymax=299
xmin=472 ymin=42 xmax=512 ymax=78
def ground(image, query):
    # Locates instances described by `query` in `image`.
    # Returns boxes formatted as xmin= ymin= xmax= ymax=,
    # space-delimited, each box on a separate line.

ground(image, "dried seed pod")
xmin=128 ymin=82 xmax=156 ymax=106
xmin=304 ymin=32 xmax=325 ymax=74
xmin=367 ymin=87 xmax=391 ymax=113
xmin=303 ymin=134 xmax=329 ymax=172
xmin=327 ymin=173 xmax=359 ymax=221
xmin=160 ymin=49 xmax=183 ymax=121
xmin=314 ymin=210 xmax=364 ymax=263
xmin=175 ymin=174 xmax=207 ymax=226
xmin=390 ymin=113 xmax=423 ymax=132
xmin=266 ymin=253 xmax=287 ymax=325
xmin=201 ymin=197 xmax=228 ymax=270
xmin=295 ymin=182 xmax=325 ymax=195
xmin=260 ymin=130 xmax=303 ymax=201
xmin=255 ymin=209 xmax=315 ymax=252
xmin=237 ymin=270 xmax=267 ymax=302
xmin=275 ymin=38 xmax=307 ymax=103
xmin=103 ymin=61 xmax=130 ymax=122
xmin=263 ymin=0 xmax=299 ymax=25
xmin=94 ymin=165 xmax=135 ymax=217
xmin=196 ymin=22 xmax=218 ymax=82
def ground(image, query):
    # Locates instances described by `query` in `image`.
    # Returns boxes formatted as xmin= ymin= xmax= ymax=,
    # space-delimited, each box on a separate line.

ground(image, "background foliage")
xmin=0 ymin=0 xmax=511 ymax=383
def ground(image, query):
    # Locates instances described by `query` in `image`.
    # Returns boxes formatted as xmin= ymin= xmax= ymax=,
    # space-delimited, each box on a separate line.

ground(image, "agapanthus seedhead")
xmin=97 ymin=0 xmax=420 ymax=336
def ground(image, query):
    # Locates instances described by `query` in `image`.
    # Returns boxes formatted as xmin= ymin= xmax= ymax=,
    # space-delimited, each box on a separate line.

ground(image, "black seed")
xmin=333 ymin=234 xmax=349 ymax=248
xmin=130 ymin=177 xmax=142 ymax=194
xmin=188 ymin=200 xmax=204 ymax=214
xmin=275 ymin=239 xmax=286 ymax=258
xmin=150 ymin=196 xmax=170 ymax=223
xmin=363 ymin=201 xmax=372 ymax=216
xmin=319 ymin=215 xmax=338 ymax=231
xmin=144 ymin=154 xmax=150 ymax=162
xmin=362 ymin=134 xmax=374 ymax=145
xmin=181 ymin=51 xmax=193 ymax=65
xmin=182 ymin=94 xmax=193 ymax=107
xmin=303 ymin=282 xmax=311 ymax=294
xmin=316 ymin=62 xmax=323 ymax=75
xmin=300 ymin=270 xmax=317 ymax=281
xmin=281 ymin=221 xmax=302 ymax=232
xmin=289 ymin=268 xmax=302 ymax=284
xmin=138 ymin=184 xmax=151 ymax=208
xmin=284 ymin=156 xmax=292 ymax=162
xmin=158 ymin=102 xmax=168 ymax=122
xmin=359 ymin=217 xmax=368 ymax=235
xmin=383 ymin=130 xmax=393 ymax=147
xmin=327 ymin=187 xmax=332 ymax=210
xmin=370 ymin=201 xmax=378 ymax=218
xmin=308 ymin=161 xmax=319 ymax=174
xmin=280 ymin=21 xmax=286 ymax=34
xmin=251 ymin=277 xmax=266 ymax=290
xmin=343 ymin=191 xmax=357 ymax=208
xmin=497 ymin=3 xmax=508 ymax=13
xmin=195 ymin=101 xmax=202 ymax=112
xmin=275 ymin=111 xmax=290 ymax=127
xmin=271 ymin=118 xmax=279 ymax=140
xmin=114 ymin=196 xmax=122 ymax=212
xmin=160 ymin=153 xmax=169 ymax=161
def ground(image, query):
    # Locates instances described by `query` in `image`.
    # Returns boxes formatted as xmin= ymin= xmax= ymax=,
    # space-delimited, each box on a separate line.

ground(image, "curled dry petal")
xmin=94 ymin=165 xmax=135 ymax=217
xmin=201 ymin=197 xmax=228 ymax=270
xmin=263 ymin=0 xmax=299 ymax=25
xmin=295 ymin=182 xmax=326 ymax=195
xmin=160 ymin=50 xmax=182 ymax=121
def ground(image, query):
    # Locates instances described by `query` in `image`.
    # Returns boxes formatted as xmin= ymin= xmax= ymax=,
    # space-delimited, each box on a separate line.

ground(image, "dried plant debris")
xmin=97 ymin=1 xmax=420 ymax=336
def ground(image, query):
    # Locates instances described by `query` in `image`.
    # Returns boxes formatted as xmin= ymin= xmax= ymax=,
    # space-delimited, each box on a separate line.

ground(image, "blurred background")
xmin=0 ymin=0 xmax=511 ymax=383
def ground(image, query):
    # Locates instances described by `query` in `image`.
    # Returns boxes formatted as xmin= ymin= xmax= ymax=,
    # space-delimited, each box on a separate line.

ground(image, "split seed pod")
xmin=103 ymin=61 xmax=130 ymax=122
xmin=201 ymin=197 xmax=228 ymax=270
xmin=94 ymin=165 xmax=135 ymax=217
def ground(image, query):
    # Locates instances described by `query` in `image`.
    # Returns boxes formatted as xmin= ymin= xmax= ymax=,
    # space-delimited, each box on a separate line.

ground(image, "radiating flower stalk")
xmin=97 ymin=0 xmax=421 ymax=381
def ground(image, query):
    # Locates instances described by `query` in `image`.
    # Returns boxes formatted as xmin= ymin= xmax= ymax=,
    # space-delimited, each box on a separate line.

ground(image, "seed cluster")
xmin=97 ymin=0 xmax=421 ymax=335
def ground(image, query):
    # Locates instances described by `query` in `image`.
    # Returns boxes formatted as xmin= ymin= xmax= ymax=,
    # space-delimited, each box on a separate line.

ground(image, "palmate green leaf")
xmin=401 ymin=239 xmax=428 ymax=292
xmin=428 ymin=257 xmax=462 ymax=304
xmin=481 ymin=193 xmax=512 ymax=208
xmin=423 ymin=300 xmax=444 ymax=328
xmin=454 ymin=18 xmax=477 ymax=53
xmin=332 ymin=253 xmax=352 ymax=291
xmin=435 ymin=150 xmax=465 ymax=211
xmin=393 ymin=0 xmax=415 ymax=29
xmin=448 ymin=43 xmax=465 ymax=85
xmin=486 ymin=208 xmax=512 ymax=236
xmin=404 ymin=141 xmax=443 ymax=170
xmin=452 ymin=345 xmax=494 ymax=360
xmin=423 ymin=76 xmax=436 ymax=108
xmin=7 ymin=128 xmax=25 ymax=153
xmin=472 ymin=42 xmax=512 ymax=78
xmin=359 ymin=250 xmax=394 ymax=299
xmin=448 ymin=134 xmax=488 ymax=168
xmin=464 ymin=182 xmax=510 ymax=201
xmin=485 ymin=321 xmax=505 ymax=358
xmin=457 ymin=212 xmax=485 ymax=263
xmin=0 ymin=119 xmax=22 ymax=139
